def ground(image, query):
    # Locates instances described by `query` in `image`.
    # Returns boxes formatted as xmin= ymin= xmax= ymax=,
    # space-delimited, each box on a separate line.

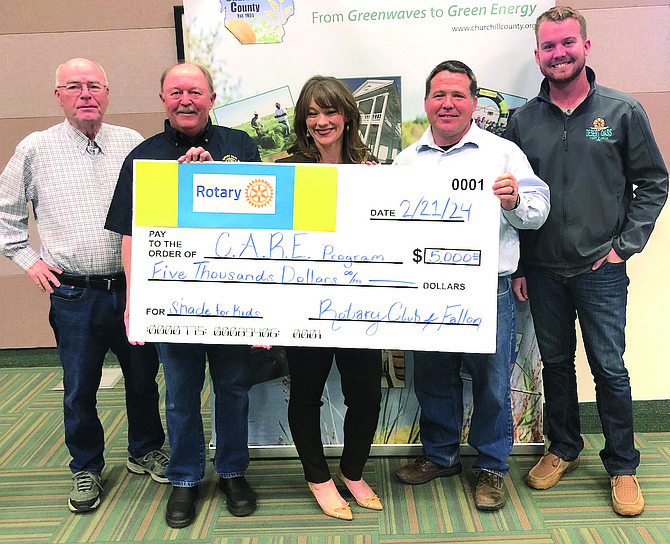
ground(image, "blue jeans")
xmin=525 ymin=263 xmax=639 ymax=475
xmin=414 ymin=276 xmax=515 ymax=476
xmin=157 ymin=343 xmax=252 ymax=487
xmin=49 ymin=285 xmax=164 ymax=474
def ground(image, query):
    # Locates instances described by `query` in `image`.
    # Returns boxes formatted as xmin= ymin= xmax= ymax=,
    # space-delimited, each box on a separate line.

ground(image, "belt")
xmin=55 ymin=272 xmax=126 ymax=291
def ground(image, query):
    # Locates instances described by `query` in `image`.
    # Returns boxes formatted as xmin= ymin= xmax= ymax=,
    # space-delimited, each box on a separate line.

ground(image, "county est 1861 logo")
xmin=586 ymin=117 xmax=613 ymax=141
xmin=220 ymin=0 xmax=295 ymax=44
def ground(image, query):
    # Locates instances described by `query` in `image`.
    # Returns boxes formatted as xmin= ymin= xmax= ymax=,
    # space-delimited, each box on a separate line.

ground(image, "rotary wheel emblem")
xmin=245 ymin=179 xmax=274 ymax=208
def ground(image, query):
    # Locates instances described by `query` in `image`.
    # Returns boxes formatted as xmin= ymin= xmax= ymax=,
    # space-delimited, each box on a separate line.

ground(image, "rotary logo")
xmin=586 ymin=117 xmax=613 ymax=141
xmin=245 ymin=178 xmax=274 ymax=208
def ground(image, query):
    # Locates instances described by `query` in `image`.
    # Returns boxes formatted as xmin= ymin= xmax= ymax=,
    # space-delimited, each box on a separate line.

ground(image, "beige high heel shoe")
xmin=336 ymin=469 xmax=383 ymax=511
xmin=307 ymin=481 xmax=353 ymax=520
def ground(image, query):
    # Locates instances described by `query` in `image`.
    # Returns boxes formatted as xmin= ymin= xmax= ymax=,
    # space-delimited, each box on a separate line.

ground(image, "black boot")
xmin=219 ymin=476 xmax=257 ymax=516
xmin=166 ymin=485 xmax=199 ymax=528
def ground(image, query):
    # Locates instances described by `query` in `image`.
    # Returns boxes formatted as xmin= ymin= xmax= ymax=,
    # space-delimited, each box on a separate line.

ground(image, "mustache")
xmin=176 ymin=107 xmax=197 ymax=114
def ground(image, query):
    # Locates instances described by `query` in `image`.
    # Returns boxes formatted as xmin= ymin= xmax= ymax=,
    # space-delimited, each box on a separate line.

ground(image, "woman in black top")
xmin=276 ymin=76 xmax=382 ymax=521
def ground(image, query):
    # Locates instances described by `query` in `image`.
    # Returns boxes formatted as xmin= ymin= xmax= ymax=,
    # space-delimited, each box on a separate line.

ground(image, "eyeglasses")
xmin=56 ymin=82 xmax=107 ymax=96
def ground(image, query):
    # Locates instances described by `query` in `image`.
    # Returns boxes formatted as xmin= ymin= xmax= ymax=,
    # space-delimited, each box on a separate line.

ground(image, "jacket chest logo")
xmin=221 ymin=154 xmax=241 ymax=162
xmin=585 ymin=117 xmax=613 ymax=141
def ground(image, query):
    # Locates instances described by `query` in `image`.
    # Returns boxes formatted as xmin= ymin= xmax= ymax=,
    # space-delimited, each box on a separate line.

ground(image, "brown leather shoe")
xmin=611 ymin=475 xmax=644 ymax=516
xmin=527 ymin=452 xmax=579 ymax=489
xmin=475 ymin=471 xmax=505 ymax=511
xmin=395 ymin=456 xmax=462 ymax=485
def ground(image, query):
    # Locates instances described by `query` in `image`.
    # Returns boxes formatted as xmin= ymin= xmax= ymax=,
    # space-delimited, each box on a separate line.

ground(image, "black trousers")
xmin=285 ymin=347 xmax=382 ymax=483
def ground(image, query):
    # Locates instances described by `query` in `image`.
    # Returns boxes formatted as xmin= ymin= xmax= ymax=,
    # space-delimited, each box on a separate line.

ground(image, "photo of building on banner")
xmin=182 ymin=0 xmax=555 ymax=451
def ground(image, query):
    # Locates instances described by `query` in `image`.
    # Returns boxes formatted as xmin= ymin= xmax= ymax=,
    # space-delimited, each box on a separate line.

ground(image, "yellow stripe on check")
xmin=292 ymin=165 xmax=337 ymax=232
xmin=134 ymin=161 xmax=179 ymax=227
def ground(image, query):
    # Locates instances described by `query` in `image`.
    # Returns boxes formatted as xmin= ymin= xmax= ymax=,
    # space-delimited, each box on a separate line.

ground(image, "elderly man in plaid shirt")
xmin=0 ymin=58 xmax=168 ymax=513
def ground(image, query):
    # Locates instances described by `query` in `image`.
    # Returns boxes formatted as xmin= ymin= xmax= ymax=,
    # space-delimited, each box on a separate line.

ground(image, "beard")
xmin=541 ymin=56 xmax=586 ymax=87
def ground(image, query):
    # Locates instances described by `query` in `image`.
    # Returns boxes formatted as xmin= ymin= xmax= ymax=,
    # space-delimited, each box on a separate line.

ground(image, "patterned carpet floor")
xmin=0 ymin=366 xmax=669 ymax=544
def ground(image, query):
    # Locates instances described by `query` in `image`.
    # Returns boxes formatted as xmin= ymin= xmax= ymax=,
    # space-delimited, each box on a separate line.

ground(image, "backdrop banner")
xmin=183 ymin=0 xmax=552 ymax=450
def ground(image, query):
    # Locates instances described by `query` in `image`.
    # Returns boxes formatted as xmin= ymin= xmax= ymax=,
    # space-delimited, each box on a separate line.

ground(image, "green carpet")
xmin=0 ymin=366 xmax=669 ymax=543
xmin=0 ymin=348 xmax=119 ymax=368
xmin=0 ymin=347 xmax=62 ymax=367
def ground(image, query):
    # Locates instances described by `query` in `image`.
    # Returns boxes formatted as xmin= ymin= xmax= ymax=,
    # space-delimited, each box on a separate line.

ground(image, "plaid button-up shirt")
xmin=0 ymin=120 xmax=143 ymax=275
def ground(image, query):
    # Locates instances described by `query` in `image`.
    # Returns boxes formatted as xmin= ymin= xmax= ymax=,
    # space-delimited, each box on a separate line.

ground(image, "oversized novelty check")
xmin=128 ymin=161 xmax=500 ymax=352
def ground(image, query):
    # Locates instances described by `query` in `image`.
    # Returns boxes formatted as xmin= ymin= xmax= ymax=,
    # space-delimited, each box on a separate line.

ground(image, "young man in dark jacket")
xmin=506 ymin=6 xmax=668 ymax=517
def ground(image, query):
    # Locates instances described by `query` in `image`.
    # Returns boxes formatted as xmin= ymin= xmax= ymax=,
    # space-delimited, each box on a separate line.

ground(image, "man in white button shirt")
xmin=393 ymin=60 xmax=549 ymax=511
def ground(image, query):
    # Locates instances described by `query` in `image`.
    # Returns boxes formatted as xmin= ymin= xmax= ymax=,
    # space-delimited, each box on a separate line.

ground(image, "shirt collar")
xmin=163 ymin=118 xmax=215 ymax=148
xmin=416 ymin=120 xmax=480 ymax=154
xmin=62 ymin=120 xmax=108 ymax=154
